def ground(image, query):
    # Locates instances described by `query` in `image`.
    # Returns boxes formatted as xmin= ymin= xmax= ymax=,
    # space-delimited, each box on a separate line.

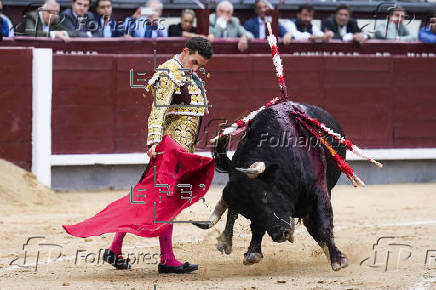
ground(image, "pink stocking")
xmin=159 ymin=224 xmax=183 ymax=266
xmin=109 ymin=232 xmax=126 ymax=258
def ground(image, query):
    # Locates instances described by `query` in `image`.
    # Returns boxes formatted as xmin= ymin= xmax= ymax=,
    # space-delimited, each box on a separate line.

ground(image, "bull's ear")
xmin=258 ymin=163 xmax=279 ymax=184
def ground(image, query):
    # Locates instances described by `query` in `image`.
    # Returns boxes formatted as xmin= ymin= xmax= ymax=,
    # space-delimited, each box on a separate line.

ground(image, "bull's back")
xmin=235 ymin=101 xmax=345 ymax=191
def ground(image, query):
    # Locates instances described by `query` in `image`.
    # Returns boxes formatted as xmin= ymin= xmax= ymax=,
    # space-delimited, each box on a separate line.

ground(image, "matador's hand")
xmin=147 ymin=144 xmax=163 ymax=159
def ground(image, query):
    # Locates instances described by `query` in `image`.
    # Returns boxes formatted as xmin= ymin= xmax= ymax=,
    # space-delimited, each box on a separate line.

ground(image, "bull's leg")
xmin=243 ymin=223 xmax=265 ymax=265
xmin=193 ymin=196 xmax=228 ymax=229
xmin=303 ymin=189 xmax=348 ymax=271
xmin=216 ymin=209 xmax=238 ymax=255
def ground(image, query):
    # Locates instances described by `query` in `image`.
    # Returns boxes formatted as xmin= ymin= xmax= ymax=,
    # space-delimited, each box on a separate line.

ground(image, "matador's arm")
xmin=146 ymin=74 xmax=176 ymax=147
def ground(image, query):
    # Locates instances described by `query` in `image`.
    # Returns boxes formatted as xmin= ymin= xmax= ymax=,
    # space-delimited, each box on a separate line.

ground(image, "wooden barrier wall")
xmin=0 ymin=48 xmax=33 ymax=170
xmin=52 ymin=53 xmax=436 ymax=154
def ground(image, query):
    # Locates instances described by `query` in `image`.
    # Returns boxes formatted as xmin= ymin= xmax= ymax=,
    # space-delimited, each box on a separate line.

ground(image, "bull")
xmin=194 ymin=101 xmax=349 ymax=271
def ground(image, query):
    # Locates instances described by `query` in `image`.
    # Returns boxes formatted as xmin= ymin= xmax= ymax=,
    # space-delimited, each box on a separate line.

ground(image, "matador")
xmin=63 ymin=38 xmax=216 ymax=274
xmin=106 ymin=37 xmax=214 ymax=274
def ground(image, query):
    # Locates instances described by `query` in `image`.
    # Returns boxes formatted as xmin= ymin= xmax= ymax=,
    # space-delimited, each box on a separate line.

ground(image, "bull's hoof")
xmin=216 ymin=234 xmax=232 ymax=255
xmin=192 ymin=221 xmax=212 ymax=229
xmin=243 ymin=252 xmax=263 ymax=265
xmin=331 ymin=254 xmax=349 ymax=271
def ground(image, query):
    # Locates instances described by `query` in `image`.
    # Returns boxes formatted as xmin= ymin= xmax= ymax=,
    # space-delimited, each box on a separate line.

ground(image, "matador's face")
xmin=180 ymin=48 xmax=208 ymax=73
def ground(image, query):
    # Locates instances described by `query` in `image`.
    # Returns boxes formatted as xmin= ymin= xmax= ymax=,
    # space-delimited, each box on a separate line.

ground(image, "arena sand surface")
xmin=1 ymin=183 xmax=436 ymax=289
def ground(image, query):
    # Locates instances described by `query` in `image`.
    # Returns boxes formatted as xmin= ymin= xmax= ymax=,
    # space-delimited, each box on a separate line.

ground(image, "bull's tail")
xmin=212 ymin=134 xmax=232 ymax=173
xmin=192 ymin=136 xmax=232 ymax=230
xmin=192 ymin=196 xmax=228 ymax=229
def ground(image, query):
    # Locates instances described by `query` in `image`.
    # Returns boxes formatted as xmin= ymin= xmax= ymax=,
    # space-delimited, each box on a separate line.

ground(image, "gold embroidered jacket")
xmin=145 ymin=55 xmax=209 ymax=153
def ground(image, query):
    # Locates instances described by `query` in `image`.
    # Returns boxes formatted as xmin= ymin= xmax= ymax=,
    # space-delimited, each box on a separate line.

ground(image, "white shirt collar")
xmin=38 ymin=11 xmax=48 ymax=26
xmin=339 ymin=25 xmax=347 ymax=36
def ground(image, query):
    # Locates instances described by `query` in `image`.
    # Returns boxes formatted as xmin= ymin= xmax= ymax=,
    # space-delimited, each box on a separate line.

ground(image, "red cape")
xmin=62 ymin=135 xmax=215 ymax=238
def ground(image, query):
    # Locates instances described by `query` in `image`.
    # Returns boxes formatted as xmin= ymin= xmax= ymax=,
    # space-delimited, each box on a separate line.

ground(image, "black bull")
xmin=194 ymin=101 xmax=349 ymax=271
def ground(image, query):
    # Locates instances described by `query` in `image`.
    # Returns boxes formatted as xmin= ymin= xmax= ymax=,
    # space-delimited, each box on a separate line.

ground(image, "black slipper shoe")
xmin=102 ymin=248 xmax=131 ymax=270
xmin=158 ymin=262 xmax=198 ymax=274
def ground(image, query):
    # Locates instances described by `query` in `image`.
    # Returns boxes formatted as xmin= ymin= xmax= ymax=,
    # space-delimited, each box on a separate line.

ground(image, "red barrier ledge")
xmin=1 ymin=37 xmax=436 ymax=55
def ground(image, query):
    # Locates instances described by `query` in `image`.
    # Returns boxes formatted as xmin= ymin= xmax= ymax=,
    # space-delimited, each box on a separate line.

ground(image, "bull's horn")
xmin=236 ymin=162 xmax=266 ymax=179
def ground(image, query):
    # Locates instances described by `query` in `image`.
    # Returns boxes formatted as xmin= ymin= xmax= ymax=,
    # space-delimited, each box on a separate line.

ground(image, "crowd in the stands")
xmin=1 ymin=0 xmax=435 ymax=48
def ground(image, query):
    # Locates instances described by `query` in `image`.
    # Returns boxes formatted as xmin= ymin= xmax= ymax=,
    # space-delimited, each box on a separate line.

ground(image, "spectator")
xmin=169 ymin=9 xmax=195 ymax=37
xmin=209 ymin=0 xmax=253 ymax=52
xmin=92 ymin=0 xmax=123 ymax=37
xmin=168 ymin=9 xmax=211 ymax=41
xmin=23 ymin=0 xmax=73 ymax=41
xmin=419 ymin=14 xmax=436 ymax=43
xmin=375 ymin=7 xmax=415 ymax=41
xmin=124 ymin=0 xmax=168 ymax=38
xmin=0 ymin=0 xmax=14 ymax=37
xmin=322 ymin=4 xmax=367 ymax=44
xmin=59 ymin=0 xmax=96 ymax=37
xmin=243 ymin=0 xmax=287 ymax=39
xmin=282 ymin=4 xmax=332 ymax=44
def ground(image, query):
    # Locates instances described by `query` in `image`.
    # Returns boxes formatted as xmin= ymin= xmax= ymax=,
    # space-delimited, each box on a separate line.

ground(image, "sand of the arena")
xmin=0 ymin=159 xmax=435 ymax=289
xmin=0 ymin=159 xmax=59 ymax=210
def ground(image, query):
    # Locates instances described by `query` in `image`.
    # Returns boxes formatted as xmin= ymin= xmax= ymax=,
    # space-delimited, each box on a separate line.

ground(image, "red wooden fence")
xmin=0 ymin=48 xmax=33 ymax=170
xmin=51 ymin=53 xmax=436 ymax=154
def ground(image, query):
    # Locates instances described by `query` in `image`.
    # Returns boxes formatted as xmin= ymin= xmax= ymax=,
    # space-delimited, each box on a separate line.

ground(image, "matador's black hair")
xmin=185 ymin=37 xmax=214 ymax=60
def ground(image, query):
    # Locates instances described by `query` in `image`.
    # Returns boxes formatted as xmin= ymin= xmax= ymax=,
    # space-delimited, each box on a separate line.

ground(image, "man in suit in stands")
xmin=243 ymin=0 xmax=287 ymax=39
xmin=168 ymin=9 xmax=211 ymax=41
xmin=209 ymin=0 xmax=253 ymax=52
xmin=23 ymin=0 xmax=74 ymax=41
xmin=59 ymin=0 xmax=96 ymax=37
xmin=92 ymin=0 xmax=123 ymax=37
xmin=0 ymin=0 xmax=14 ymax=38
xmin=169 ymin=9 xmax=196 ymax=37
xmin=375 ymin=7 xmax=415 ymax=41
xmin=321 ymin=4 xmax=367 ymax=44
xmin=282 ymin=4 xmax=333 ymax=44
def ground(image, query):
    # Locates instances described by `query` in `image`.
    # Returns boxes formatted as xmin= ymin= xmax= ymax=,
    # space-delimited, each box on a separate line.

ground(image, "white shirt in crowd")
xmin=100 ymin=17 xmax=112 ymax=38
xmin=281 ymin=19 xmax=324 ymax=40
xmin=338 ymin=25 xmax=353 ymax=41
xmin=257 ymin=16 xmax=266 ymax=39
